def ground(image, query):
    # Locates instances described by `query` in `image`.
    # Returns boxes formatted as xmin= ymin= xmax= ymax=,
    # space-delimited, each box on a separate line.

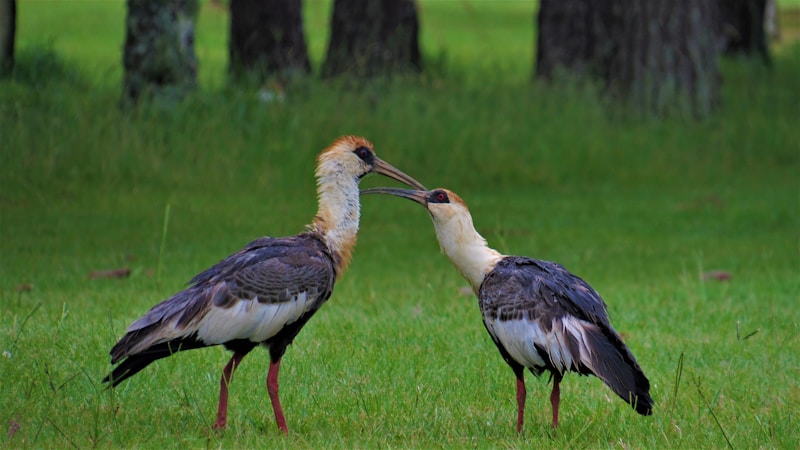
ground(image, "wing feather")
xmin=479 ymin=256 xmax=653 ymax=415
xmin=109 ymin=234 xmax=335 ymax=362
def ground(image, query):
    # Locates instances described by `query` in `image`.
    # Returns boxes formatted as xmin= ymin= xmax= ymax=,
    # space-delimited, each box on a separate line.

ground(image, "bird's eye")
xmin=431 ymin=190 xmax=449 ymax=203
xmin=353 ymin=146 xmax=372 ymax=161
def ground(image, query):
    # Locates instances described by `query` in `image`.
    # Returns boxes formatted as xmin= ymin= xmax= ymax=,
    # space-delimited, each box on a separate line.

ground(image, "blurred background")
xmin=0 ymin=1 xmax=798 ymax=447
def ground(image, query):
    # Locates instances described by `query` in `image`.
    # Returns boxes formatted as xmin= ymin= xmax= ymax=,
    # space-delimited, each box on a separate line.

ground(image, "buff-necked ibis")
xmin=102 ymin=136 xmax=425 ymax=434
xmin=362 ymin=187 xmax=653 ymax=431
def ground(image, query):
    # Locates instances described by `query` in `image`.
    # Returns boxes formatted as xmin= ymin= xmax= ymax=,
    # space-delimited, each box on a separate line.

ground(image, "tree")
xmin=536 ymin=0 xmax=720 ymax=117
xmin=228 ymin=0 xmax=311 ymax=85
xmin=606 ymin=1 xmax=720 ymax=116
xmin=0 ymin=0 xmax=15 ymax=78
xmin=321 ymin=0 xmax=420 ymax=79
xmin=716 ymin=0 xmax=771 ymax=64
xmin=122 ymin=0 xmax=199 ymax=107
xmin=535 ymin=0 xmax=610 ymax=81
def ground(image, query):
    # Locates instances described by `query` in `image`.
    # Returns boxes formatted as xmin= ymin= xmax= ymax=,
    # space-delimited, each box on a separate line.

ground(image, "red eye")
xmin=354 ymin=146 xmax=371 ymax=161
xmin=431 ymin=190 xmax=449 ymax=203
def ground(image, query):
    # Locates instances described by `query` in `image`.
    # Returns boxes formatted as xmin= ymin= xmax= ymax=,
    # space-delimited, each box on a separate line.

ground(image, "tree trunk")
xmin=321 ymin=0 xmax=420 ymax=79
xmin=716 ymin=0 xmax=770 ymax=64
xmin=0 ymin=0 xmax=15 ymax=78
xmin=122 ymin=0 xmax=199 ymax=108
xmin=607 ymin=1 xmax=720 ymax=116
xmin=535 ymin=0 xmax=721 ymax=117
xmin=228 ymin=0 xmax=310 ymax=85
xmin=535 ymin=0 xmax=612 ymax=81
xmin=764 ymin=0 xmax=778 ymax=41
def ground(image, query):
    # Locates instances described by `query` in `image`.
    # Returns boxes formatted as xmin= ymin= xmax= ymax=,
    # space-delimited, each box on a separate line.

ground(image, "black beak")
xmin=370 ymin=157 xmax=427 ymax=191
xmin=360 ymin=187 xmax=429 ymax=206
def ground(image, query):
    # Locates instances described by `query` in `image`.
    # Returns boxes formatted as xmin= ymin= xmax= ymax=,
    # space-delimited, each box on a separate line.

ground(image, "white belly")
xmin=488 ymin=316 xmax=594 ymax=373
xmin=198 ymin=292 xmax=311 ymax=344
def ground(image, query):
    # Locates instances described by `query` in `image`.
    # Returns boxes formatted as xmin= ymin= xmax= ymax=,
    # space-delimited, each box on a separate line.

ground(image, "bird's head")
xmin=315 ymin=136 xmax=425 ymax=189
xmin=361 ymin=187 xmax=470 ymax=227
xmin=361 ymin=187 xmax=501 ymax=289
xmin=312 ymin=136 xmax=425 ymax=275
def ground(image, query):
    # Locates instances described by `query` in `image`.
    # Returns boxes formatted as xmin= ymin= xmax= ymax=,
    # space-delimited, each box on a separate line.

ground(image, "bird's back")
xmin=479 ymin=256 xmax=653 ymax=415
xmin=105 ymin=233 xmax=336 ymax=385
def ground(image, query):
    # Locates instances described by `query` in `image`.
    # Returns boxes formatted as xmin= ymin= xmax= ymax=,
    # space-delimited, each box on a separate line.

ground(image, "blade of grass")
xmin=46 ymin=418 xmax=79 ymax=449
xmin=670 ymin=351 xmax=685 ymax=419
xmin=9 ymin=303 xmax=42 ymax=355
xmin=736 ymin=321 xmax=760 ymax=341
xmin=157 ymin=202 xmax=171 ymax=287
xmin=694 ymin=376 xmax=734 ymax=450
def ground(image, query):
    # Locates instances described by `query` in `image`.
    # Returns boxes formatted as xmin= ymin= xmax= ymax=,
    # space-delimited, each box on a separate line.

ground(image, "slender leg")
xmin=550 ymin=373 xmax=563 ymax=429
xmin=515 ymin=374 xmax=526 ymax=434
xmin=212 ymin=352 xmax=247 ymax=430
xmin=267 ymin=358 xmax=288 ymax=434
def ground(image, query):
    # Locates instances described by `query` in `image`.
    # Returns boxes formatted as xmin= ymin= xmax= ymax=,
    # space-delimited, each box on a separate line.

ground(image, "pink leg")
xmin=267 ymin=359 xmax=288 ymax=434
xmin=212 ymin=352 xmax=246 ymax=430
xmin=550 ymin=374 xmax=562 ymax=429
xmin=515 ymin=375 xmax=527 ymax=433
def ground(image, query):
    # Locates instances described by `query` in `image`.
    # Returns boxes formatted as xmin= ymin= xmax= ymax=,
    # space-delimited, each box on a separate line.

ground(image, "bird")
xmin=361 ymin=187 xmax=653 ymax=431
xmin=102 ymin=136 xmax=425 ymax=434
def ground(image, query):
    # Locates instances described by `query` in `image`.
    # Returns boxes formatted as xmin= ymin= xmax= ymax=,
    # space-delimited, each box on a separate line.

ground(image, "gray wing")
xmin=479 ymin=257 xmax=611 ymax=328
xmin=110 ymin=235 xmax=335 ymax=362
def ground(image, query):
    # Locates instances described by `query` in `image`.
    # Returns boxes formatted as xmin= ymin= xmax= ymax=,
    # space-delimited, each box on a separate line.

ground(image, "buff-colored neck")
xmin=433 ymin=212 xmax=503 ymax=294
xmin=310 ymin=165 xmax=360 ymax=276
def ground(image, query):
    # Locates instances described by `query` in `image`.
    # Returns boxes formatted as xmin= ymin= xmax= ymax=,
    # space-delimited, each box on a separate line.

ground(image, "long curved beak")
xmin=360 ymin=187 xmax=428 ymax=206
xmin=371 ymin=157 xmax=427 ymax=191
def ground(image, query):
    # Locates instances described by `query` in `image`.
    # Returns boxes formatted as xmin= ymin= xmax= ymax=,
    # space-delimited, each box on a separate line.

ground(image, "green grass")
xmin=2 ymin=1 xmax=799 ymax=448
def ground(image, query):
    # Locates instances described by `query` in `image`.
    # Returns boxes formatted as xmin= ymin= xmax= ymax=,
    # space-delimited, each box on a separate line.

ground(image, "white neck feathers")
xmin=432 ymin=211 xmax=503 ymax=294
xmin=311 ymin=161 xmax=360 ymax=275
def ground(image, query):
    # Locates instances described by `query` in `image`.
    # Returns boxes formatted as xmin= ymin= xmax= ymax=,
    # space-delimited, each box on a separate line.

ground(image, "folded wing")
xmin=104 ymin=234 xmax=335 ymax=386
xmin=479 ymin=257 xmax=653 ymax=415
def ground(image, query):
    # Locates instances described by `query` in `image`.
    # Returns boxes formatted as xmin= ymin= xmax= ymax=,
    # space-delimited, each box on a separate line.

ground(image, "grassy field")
xmin=2 ymin=1 xmax=799 ymax=448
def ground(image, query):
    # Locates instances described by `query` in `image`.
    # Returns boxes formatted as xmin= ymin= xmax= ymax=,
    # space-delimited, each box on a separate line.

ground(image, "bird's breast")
xmin=197 ymin=291 xmax=315 ymax=344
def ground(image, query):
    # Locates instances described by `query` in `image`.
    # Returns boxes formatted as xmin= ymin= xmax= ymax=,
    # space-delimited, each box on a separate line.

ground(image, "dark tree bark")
xmin=716 ymin=0 xmax=770 ymax=64
xmin=535 ymin=0 xmax=721 ymax=117
xmin=607 ymin=1 xmax=720 ymax=116
xmin=228 ymin=0 xmax=310 ymax=85
xmin=321 ymin=0 xmax=420 ymax=79
xmin=535 ymin=0 xmax=612 ymax=81
xmin=0 ymin=0 xmax=15 ymax=78
xmin=764 ymin=0 xmax=778 ymax=41
xmin=122 ymin=0 xmax=199 ymax=108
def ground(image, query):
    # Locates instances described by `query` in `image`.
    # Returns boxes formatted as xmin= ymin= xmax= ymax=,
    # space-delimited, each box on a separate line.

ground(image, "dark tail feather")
xmin=102 ymin=337 xmax=208 ymax=387
xmin=584 ymin=327 xmax=654 ymax=415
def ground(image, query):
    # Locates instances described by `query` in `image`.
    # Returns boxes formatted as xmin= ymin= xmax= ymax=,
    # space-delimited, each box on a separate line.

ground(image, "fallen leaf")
xmin=89 ymin=268 xmax=131 ymax=279
xmin=15 ymin=283 xmax=33 ymax=292
xmin=7 ymin=418 xmax=20 ymax=439
xmin=702 ymin=270 xmax=731 ymax=282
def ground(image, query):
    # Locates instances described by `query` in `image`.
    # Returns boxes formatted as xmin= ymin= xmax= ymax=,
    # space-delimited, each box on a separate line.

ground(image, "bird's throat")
xmin=434 ymin=218 xmax=502 ymax=293
xmin=311 ymin=173 xmax=360 ymax=276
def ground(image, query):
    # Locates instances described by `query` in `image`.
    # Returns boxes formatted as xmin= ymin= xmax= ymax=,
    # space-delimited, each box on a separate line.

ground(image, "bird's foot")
xmin=211 ymin=419 xmax=227 ymax=432
xmin=276 ymin=421 xmax=288 ymax=435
